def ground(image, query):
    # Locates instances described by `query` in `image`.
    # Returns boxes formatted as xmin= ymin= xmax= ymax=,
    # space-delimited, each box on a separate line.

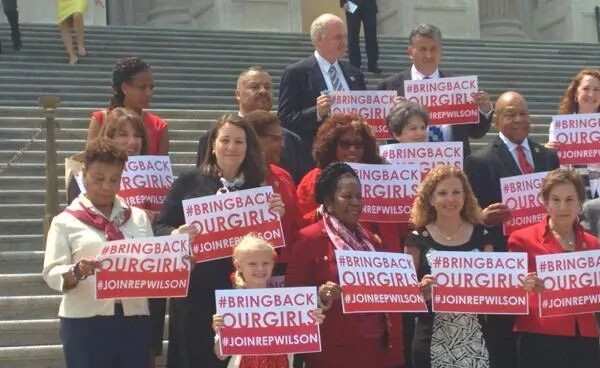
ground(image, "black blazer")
xmin=465 ymin=136 xmax=560 ymax=250
xmin=277 ymin=54 xmax=366 ymax=159
xmin=377 ymin=68 xmax=492 ymax=156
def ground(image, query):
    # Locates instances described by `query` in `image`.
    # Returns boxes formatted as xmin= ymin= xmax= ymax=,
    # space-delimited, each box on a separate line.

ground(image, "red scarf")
xmin=322 ymin=212 xmax=376 ymax=252
xmin=239 ymin=355 xmax=288 ymax=368
xmin=65 ymin=202 xmax=131 ymax=241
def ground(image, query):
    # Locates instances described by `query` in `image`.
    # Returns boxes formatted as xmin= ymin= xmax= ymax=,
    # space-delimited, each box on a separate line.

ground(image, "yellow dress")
xmin=57 ymin=0 xmax=88 ymax=24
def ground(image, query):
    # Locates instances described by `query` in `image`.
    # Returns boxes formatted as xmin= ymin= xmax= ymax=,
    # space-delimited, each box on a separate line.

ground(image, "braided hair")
xmin=315 ymin=162 xmax=359 ymax=205
xmin=110 ymin=57 xmax=151 ymax=109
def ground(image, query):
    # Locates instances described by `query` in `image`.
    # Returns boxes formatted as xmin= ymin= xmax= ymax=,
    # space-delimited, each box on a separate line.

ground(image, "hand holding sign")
xmin=318 ymin=281 xmax=341 ymax=311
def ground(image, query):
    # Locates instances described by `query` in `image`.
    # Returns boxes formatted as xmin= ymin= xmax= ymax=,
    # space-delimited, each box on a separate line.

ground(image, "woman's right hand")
xmin=171 ymin=224 xmax=199 ymax=241
xmin=545 ymin=141 xmax=559 ymax=151
xmin=419 ymin=274 xmax=434 ymax=301
xmin=77 ymin=259 xmax=100 ymax=278
xmin=318 ymin=281 xmax=341 ymax=311
xmin=522 ymin=272 xmax=544 ymax=293
xmin=212 ymin=314 xmax=224 ymax=333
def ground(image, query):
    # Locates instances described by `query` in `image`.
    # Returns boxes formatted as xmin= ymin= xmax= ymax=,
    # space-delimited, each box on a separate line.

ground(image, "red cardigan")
xmin=286 ymin=220 xmax=404 ymax=367
xmin=508 ymin=216 xmax=600 ymax=337
xmin=296 ymin=167 xmax=408 ymax=252
xmin=92 ymin=110 xmax=168 ymax=155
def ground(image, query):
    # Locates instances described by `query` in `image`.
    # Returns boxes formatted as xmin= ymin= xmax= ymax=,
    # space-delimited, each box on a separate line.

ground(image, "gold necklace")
xmin=435 ymin=222 xmax=464 ymax=241
xmin=551 ymin=229 xmax=575 ymax=250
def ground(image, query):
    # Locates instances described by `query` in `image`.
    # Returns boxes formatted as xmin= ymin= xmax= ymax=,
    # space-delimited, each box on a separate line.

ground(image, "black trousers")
xmin=345 ymin=0 xmax=379 ymax=69
xmin=517 ymin=332 xmax=600 ymax=368
xmin=1 ymin=0 xmax=16 ymax=13
xmin=484 ymin=315 xmax=517 ymax=368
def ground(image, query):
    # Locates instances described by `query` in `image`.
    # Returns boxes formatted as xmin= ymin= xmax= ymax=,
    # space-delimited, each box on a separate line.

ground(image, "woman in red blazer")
xmin=287 ymin=162 xmax=404 ymax=368
xmin=296 ymin=113 xmax=405 ymax=252
xmin=508 ymin=169 xmax=600 ymax=368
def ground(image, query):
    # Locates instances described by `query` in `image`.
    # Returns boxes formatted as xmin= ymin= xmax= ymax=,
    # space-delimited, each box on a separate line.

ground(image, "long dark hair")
xmin=110 ymin=57 xmax=151 ymax=109
xmin=200 ymin=114 xmax=265 ymax=187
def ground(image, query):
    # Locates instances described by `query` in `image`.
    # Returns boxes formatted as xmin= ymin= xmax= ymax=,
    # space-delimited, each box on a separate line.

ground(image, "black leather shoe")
xmin=368 ymin=66 xmax=382 ymax=74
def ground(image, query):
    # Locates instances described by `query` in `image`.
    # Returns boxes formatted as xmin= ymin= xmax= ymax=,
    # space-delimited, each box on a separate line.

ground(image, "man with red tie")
xmin=464 ymin=91 xmax=559 ymax=368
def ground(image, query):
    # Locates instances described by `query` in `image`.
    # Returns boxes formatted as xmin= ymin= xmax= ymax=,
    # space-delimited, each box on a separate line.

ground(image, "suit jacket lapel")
xmin=492 ymin=136 xmax=522 ymax=176
xmin=308 ymin=55 xmax=327 ymax=93
xmin=338 ymin=61 xmax=358 ymax=90
xmin=528 ymin=138 xmax=545 ymax=171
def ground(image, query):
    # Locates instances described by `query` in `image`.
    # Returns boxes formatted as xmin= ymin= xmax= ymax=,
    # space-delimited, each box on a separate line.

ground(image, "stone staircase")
xmin=0 ymin=23 xmax=599 ymax=367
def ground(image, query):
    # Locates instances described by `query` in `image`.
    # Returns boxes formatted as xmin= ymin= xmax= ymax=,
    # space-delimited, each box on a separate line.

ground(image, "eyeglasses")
xmin=338 ymin=139 xmax=364 ymax=149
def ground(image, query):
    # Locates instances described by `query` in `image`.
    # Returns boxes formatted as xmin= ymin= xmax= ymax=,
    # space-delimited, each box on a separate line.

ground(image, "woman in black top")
xmin=405 ymin=165 xmax=493 ymax=368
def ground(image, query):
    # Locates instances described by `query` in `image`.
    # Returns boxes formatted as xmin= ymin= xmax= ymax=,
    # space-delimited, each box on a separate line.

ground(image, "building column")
xmin=146 ymin=0 xmax=194 ymax=26
xmin=479 ymin=0 xmax=528 ymax=40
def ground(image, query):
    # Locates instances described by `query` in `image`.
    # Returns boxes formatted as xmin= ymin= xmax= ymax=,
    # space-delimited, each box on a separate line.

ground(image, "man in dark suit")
xmin=465 ymin=91 xmax=560 ymax=368
xmin=278 ymin=13 xmax=366 ymax=174
xmin=340 ymin=0 xmax=380 ymax=73
xmin=196 ymin=66 xmax=310 ymax=183
xmin=378 ymin=23 xmax=492 ymax=156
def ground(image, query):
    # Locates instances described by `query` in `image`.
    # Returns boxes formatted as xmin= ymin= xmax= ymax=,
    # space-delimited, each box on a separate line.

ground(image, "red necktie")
xmin=516 ymin=145 xmax=533 ymax=174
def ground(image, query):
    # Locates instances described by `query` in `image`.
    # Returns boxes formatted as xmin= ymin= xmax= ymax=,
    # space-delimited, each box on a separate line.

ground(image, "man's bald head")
xmin=235 ymin=66 xmax=272 ymax=114
xmin=494 ymin=91 xmax=530 ymax=144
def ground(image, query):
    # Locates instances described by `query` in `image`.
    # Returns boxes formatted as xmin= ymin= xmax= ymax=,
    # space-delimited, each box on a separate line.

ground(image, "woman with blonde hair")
xmin=406 ymin=165 xmax=493 ymax=368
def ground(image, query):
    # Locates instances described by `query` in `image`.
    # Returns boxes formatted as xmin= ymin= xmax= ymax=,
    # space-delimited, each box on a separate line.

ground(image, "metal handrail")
xmin=40 ymin=95 xmax=61 ymax=239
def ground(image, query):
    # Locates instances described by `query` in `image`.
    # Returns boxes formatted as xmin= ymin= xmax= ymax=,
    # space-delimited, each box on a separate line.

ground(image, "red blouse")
xmin=296 ymin=167 xmax=408 ymax=252
xmin=508 ymin=216 xmax=600 ymax=337
xmin=92 ymin=109 xmax=168 ymax=155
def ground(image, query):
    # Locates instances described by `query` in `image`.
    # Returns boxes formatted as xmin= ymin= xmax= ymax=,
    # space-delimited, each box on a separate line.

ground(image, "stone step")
xmin=0 ymin=163 xmax=195 ymax=177
xmin=0 ymin=116 xmax=216 ymax=130
xmin=0 ymin=107 xmax=230 ymax=119
xmin=0 ymin=127 xmax=208 ymax=141
xmin=0 ymin=319 xmax=59 ymax=347
xmin=0 ymin=139 xmax=201 ymax=152
xmin=0 ymin=251 xmax=44 ymax=274
xmin=0 ymin=343 xmax=168 ymax=368
xmin=0 ymin=235 xmax=44 ymax=252
xmin=0 ymin=295 xmax=60 ymax=320
xmin=0 ymin=274 xmax=56 ymax=297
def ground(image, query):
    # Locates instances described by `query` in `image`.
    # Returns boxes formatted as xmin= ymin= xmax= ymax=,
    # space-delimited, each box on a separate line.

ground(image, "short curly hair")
xmin=313 ymin=114 xmax=384 ymax=168
xmin=410 ymin=165 xmax=482 ymax=228
xmin=315 ymin=162 xmax=360 ymax=205
xmin=559 ymin=69 xmax=600 ymax=114
xmin=385 ymin=100 xmax=429 ymax=136
xmin=540 ymin=168 xmax=586 ymax=204
xmin=83 ymin=137 xmax=128 ymax=169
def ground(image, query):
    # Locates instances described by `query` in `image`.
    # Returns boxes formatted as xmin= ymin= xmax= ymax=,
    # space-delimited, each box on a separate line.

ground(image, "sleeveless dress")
xmin=406 ymin=224 xmax=491 ymax=368
xmin=57 ymin=0 xmax=87 ymax=23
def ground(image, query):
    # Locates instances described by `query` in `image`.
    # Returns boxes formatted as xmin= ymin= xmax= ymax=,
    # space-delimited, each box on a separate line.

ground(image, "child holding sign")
xmin=212 ymin=235 xmax=325 ymax=368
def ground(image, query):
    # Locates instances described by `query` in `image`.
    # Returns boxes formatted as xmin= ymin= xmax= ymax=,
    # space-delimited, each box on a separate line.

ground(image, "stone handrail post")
xmin=39 ymin=96 xmax=61 ymax=240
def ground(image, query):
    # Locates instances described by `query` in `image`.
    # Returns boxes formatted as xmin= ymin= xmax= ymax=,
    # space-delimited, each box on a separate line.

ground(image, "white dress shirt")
xmin=498 ymin=132 xmax=534 ymax=173
xmin=43 ymin=194 xmax=153 ymax=318
xmin=410 ymin=65 xmax=453 ymax=141
xmin=314 ymin=50 xmax=350 ymax=92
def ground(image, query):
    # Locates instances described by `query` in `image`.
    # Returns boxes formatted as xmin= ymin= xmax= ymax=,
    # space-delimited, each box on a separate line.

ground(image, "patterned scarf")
xmin=322 ymin=212 xmax=376 ymax=252
xmin=65 ymin=201 xmax=131 ymax=241
xmin=239 ymin=355 xmax=288 ymax=368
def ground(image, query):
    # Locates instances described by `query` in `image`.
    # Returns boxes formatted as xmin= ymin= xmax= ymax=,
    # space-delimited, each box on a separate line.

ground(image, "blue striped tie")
xmin=423 ymin=75 xmax=444 ymax=141
xmin=328 ymin=65 xmax=344 ymax=91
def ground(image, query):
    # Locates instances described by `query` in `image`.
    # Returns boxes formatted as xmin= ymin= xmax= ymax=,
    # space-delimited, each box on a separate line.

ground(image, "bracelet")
xmin=72 ymin=262 xmax=87 ymax=281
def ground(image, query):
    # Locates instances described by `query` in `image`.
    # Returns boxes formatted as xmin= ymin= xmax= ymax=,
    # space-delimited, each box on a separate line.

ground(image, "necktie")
xmin=516 ymin=145 xmax=533 ymax=174
xmin=328 ymin=65 xmax=344 ymax=91
xmin=422 ymin=75 xmax=444 ymax=142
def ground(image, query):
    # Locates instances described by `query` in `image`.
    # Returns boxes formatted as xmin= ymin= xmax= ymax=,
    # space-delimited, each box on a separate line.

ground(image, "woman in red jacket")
xmin=508 ymin=169 xmax=600 ymax=368
xmin=296 ymin=114 xmax=403 ymax=252
xmin=287 ymin=162 xmax=404 ymax=368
